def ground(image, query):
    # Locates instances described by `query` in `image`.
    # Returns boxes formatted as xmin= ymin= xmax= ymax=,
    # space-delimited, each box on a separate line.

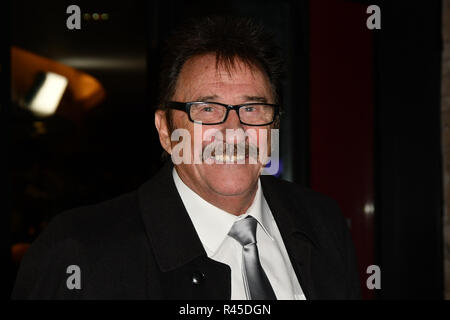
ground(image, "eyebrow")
xmin=194 ymin=95 xmax=268 ymax=103
xmin=242 ymin=95 xmax=268 ymax=103
xmin=195 ymin=95 xmax=219 ymax=101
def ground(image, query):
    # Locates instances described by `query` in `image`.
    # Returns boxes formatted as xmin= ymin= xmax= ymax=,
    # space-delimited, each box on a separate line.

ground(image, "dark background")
xmin=4 ymin=0 xmax=443 ymax=299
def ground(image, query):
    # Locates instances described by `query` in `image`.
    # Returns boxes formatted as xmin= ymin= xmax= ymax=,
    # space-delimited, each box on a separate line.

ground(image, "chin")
xmin=202 ymin=163 xmax=260 ymax=196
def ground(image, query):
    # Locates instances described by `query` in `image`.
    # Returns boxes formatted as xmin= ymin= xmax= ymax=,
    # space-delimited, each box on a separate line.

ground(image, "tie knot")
xmin=228 ymin=216 xmax=258 ymax=246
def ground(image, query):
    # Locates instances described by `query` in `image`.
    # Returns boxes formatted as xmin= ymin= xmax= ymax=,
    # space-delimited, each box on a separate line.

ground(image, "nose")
xmin=224 ymin=108 xmax=242 ymax=129
xmin=223 ymin=108 xmax=246 ymax=145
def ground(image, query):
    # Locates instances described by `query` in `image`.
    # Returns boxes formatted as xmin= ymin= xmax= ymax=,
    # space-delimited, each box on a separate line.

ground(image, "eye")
xmin=243 ymin=106 xmax=256 ymax=112
xmin=201 ymin=106 xmax=214 ymax=112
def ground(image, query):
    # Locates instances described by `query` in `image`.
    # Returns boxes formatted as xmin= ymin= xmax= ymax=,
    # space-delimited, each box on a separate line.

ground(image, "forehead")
xmin=173 ymin=53 xmax=273 ymax=102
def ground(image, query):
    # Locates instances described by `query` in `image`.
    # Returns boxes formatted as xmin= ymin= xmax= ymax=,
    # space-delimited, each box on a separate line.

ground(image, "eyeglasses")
xmin=167 ymin=101 xmax=280 ymax=126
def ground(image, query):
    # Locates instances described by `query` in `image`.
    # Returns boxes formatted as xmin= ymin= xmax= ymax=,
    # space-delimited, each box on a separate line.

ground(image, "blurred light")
xmin=27 ymin=72 xmax=68 ymax=117
xmin=58 ymin=56 xmax=146 ymax=71
xmin=11 ymin=243 xmax=31 ymax=265
xmin=83 ymin=13 xmax=91 ymax=20
xmin=364 ymin=202 xmax=375 ymax=216
xmin=101 ymin=13 xmax=109 ymax=20
xmin=11 ymin=46 xmax=106 ymax=118
xmin=92 ymin=13 xmax=100 ymax=21
xmin=32 ymin=121 xmax=47 ymax=136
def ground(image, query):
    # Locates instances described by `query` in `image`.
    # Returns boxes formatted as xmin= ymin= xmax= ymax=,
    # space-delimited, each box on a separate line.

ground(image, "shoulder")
xmin=18 ymin=189 xmax=145 ymax=274
xmin=42 ymin=191 xmax=141 ymax=245
xmin=261 ymin=174 xmax=342 ymax=219
xmin=12 ymin=190 xmax=145 ymax=299
xmin=260 ymin=175 xmax=348 ymax=248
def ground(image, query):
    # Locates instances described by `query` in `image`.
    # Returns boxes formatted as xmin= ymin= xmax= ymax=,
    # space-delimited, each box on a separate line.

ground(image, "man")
xmin=12 ymin=16 xmax=361 ymax=299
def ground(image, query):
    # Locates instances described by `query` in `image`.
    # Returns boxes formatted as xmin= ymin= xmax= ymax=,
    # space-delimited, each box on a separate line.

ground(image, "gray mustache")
xmin=202 ymin=141 xmax=259 ymax=159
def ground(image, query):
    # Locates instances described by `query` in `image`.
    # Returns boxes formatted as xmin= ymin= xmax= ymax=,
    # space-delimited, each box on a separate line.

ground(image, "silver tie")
xmin=228 ymin=216 xmax=277 ymax=300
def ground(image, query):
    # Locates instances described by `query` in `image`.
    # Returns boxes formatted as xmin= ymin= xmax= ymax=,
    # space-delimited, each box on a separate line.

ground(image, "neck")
xmin=203 ymin=188 xmax=258 ymax=216
xmin=175 ymin=168 xmax=258 ymax=216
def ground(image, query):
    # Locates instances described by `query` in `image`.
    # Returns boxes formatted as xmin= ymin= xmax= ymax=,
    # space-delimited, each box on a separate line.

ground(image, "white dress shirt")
xmin=172 ymin=168 xmax=306 ymax=300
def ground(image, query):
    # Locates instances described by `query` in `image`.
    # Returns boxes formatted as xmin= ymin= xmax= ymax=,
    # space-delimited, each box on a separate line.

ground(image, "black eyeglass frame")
xmin=167 ymin=101 xmax=280 ymax=126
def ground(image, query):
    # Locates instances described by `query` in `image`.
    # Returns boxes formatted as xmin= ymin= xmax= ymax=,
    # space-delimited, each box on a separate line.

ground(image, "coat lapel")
xmin=261 ymin=175 xmax=319 ymax=300
xmin=138 ymin=161 xmax=230 ymax=299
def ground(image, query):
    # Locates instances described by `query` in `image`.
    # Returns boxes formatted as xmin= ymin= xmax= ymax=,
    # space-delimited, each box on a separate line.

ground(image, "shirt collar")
xmin=172 ymin=168 xmax=274 ymax=256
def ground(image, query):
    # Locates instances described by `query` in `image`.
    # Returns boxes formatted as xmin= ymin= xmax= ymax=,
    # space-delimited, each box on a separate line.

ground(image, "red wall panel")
xmin=309 ymin=0 xmax=375 ymax=299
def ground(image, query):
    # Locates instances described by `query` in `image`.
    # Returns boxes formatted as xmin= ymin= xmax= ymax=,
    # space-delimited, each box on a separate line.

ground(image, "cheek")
xmin=170 ymin=113 xmax=194 ymax=144
xmin=245 ymin=126 xmax=271 ymax=147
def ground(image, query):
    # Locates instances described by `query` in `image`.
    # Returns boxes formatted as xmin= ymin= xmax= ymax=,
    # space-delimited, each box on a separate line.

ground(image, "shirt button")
xmin=191 ymin=272 xmax=205 ymax=285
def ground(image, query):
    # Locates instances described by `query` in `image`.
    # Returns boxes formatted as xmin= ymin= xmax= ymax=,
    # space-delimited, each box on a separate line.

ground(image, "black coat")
xmin=12 ymin=162 xmax=361 ymax=299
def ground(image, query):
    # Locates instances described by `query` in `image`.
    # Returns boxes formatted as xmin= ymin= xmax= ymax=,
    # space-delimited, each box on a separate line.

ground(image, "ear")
xmin=155 ymin=110 xmax=172 ymax=154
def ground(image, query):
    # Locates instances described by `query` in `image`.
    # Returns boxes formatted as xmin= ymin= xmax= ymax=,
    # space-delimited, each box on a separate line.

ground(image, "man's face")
xmin=156 ymin=53 xmax=274 ymax=201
